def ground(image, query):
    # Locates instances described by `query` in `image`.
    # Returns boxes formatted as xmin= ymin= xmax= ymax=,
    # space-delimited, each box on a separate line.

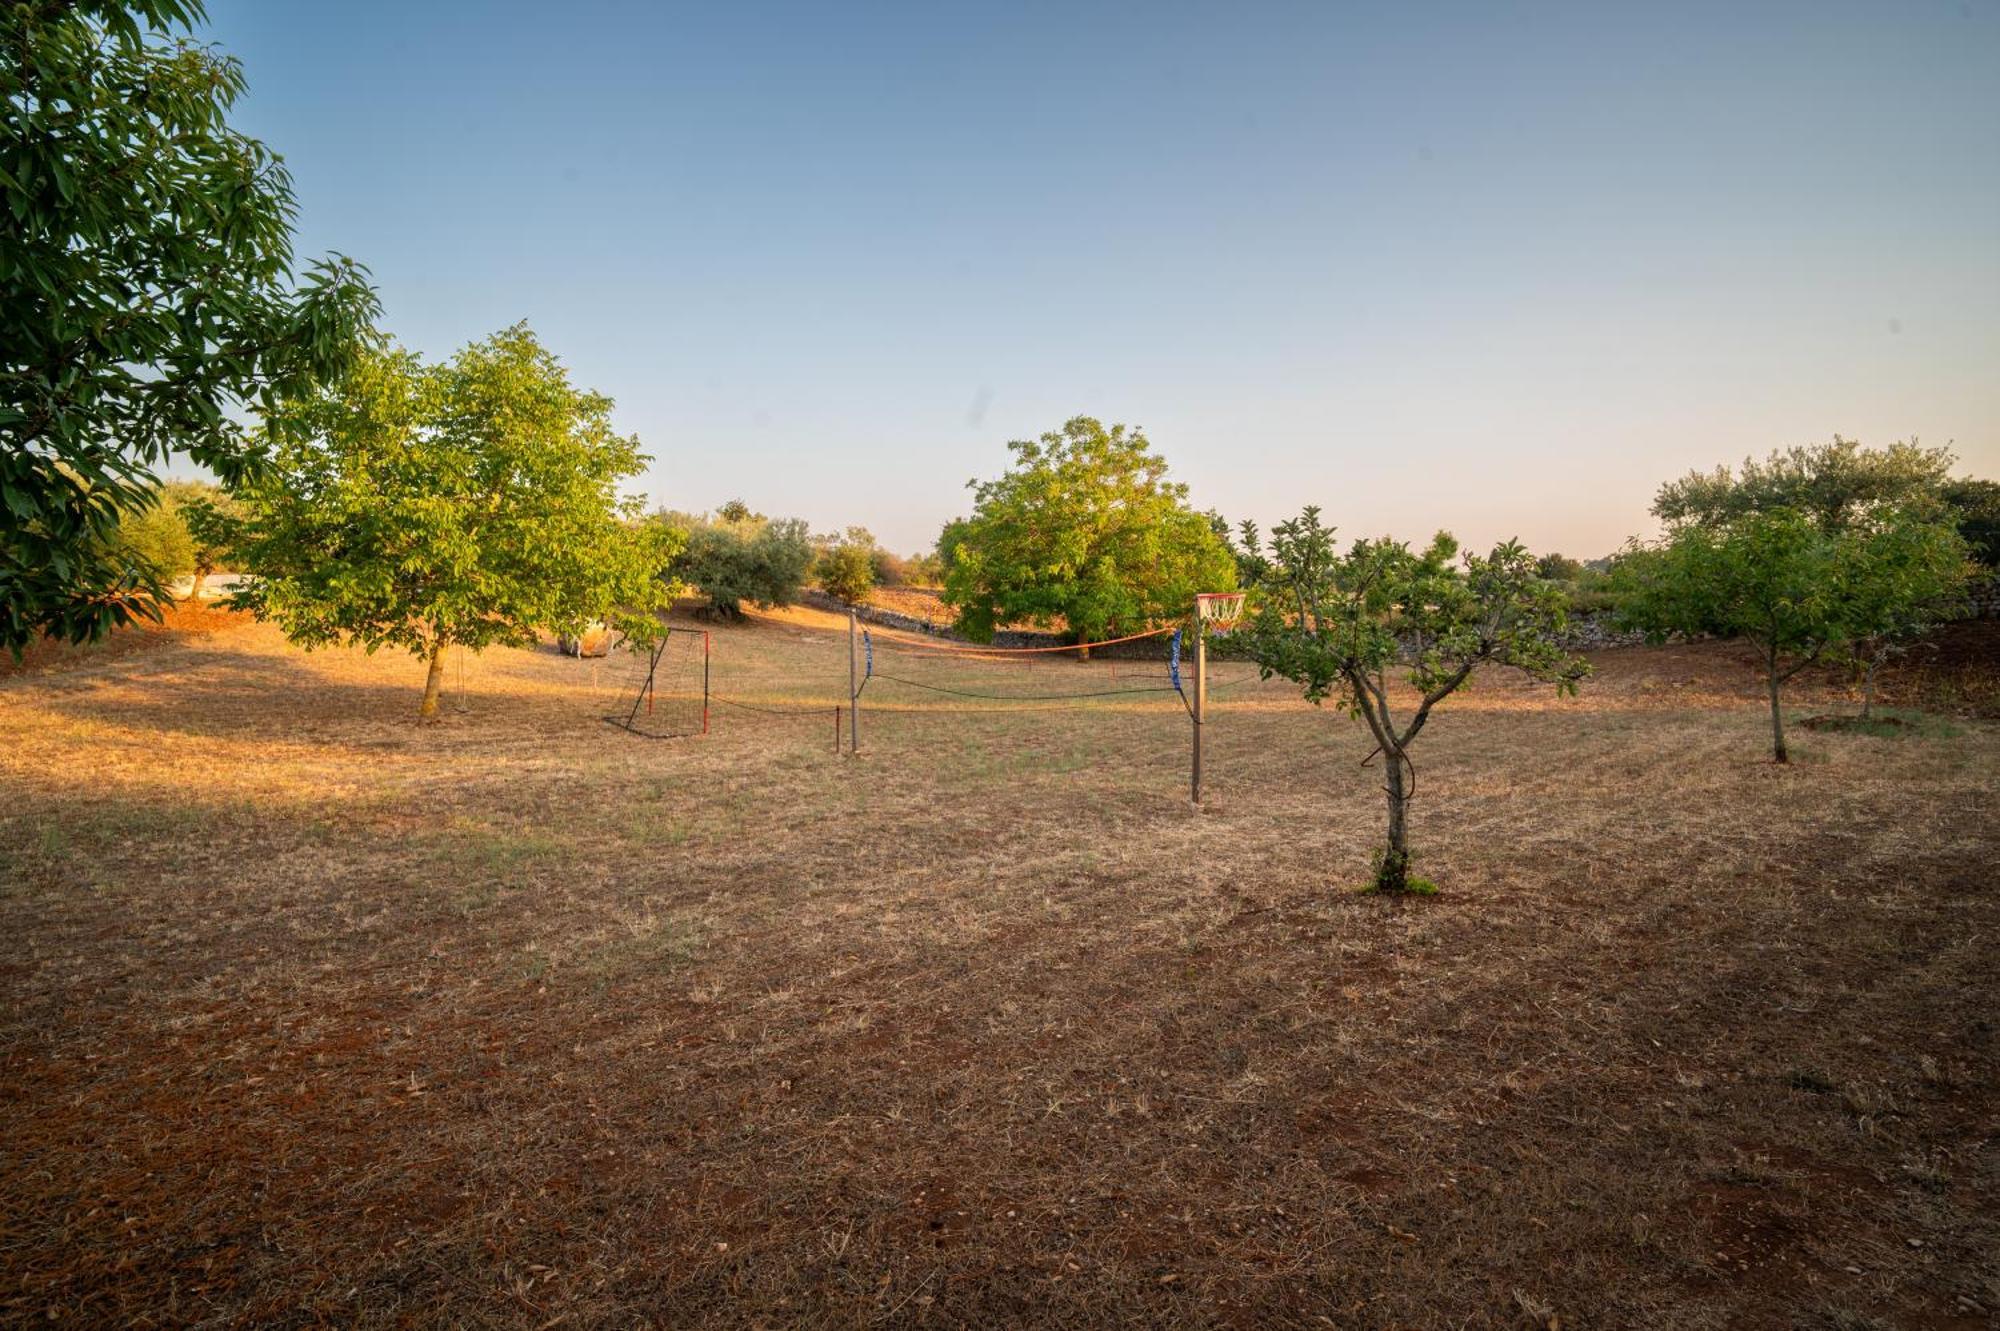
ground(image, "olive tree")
xmin=663 ymin=511 xmax=815 ymax=617
xmin=1236 ymin=509 xmax=1587 ymax=893
xmin=229 ymin=326 xmax=681 ymax=718
xmin=2 ymin=0 xmax=377 ymax=654
xmin=1940 ymin=478 xmax=2000 ymax=570
xmin=1535 ymin=552 xmax=1583 ymax=582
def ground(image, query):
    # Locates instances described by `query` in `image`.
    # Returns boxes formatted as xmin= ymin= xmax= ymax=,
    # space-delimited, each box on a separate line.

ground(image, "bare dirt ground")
xmin=1 ymin=607 xmax=1996 ymax=1328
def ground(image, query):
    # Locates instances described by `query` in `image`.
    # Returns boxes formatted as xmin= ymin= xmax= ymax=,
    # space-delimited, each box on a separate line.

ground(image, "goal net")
xmin=604 ymin=628 xmax=710 ymax=738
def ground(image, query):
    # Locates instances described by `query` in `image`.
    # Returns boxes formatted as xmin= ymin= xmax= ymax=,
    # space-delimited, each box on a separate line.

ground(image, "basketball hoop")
xmin=1195 ymin=591 xmax=1246 ymax=634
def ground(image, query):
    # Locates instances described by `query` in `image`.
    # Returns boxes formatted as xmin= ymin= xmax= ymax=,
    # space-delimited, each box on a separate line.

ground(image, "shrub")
xmin=870 ymin=548 xmax=909 ymax=587
xmin=817 ymin=532 xmax=877 ymax=605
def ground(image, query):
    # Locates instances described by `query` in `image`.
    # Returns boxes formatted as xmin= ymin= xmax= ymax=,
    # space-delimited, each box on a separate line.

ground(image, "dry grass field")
xmin=2 ymin=605 xmax=1996 ymax=1329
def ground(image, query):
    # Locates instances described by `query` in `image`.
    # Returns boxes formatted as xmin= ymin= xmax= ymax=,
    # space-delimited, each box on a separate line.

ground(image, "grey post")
xmin=1191 ymin=621 xmax=1206 ymax=804
xmin=848 ymin=608 xmax=860 ymax=754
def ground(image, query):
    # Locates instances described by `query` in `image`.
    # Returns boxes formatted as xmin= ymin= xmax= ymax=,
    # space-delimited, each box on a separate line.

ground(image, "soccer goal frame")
xmin=603 ymin=628 xmax=710 ymax=739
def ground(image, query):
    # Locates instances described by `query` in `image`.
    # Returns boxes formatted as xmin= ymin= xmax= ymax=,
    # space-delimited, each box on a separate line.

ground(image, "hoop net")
xmin=1195 ymin=591 xmax=1246 ymax=633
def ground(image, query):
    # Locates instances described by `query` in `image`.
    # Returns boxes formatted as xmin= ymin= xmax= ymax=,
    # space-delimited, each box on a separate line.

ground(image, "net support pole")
xmin=1191 ymin=622 xmax=1207 ymax=805
xmin=848 ymin=609 xmax=860 ymax=755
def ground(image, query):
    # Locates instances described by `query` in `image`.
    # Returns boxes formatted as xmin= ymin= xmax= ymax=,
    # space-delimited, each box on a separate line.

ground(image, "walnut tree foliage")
xmin=227 ymin=326 xmax=682 ymax=718
xmin=2 ymin=0 xmax=378 ymax=654
xmin=1235 ymin=509 xmax=1587 ymax=893
xmin=938 ymin=417 xmax=1236 ymax=644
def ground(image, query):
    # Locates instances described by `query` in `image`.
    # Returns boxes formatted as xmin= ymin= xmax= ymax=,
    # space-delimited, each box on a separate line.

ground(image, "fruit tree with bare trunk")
xmin=1235 ymin=509 xmax=1587 ymax=894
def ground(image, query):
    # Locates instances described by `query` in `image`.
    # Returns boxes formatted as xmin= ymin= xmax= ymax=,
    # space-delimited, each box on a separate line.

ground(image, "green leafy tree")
xmin=1535 ymin=552 xmax=1583 ymax=582
xmin=1613 ymin=507 xmax=1967 ymax=760
xmin=1644 ymin=439 xmax=1976 ymax=739
xmin=816 ymin=527 xmax=877 ymax=605
xmin=229 ymin=326 xmax=681 ymax=718
xmin=1208 ymin=509 xmax=1269 ymax=589
xmin=2 ymin=0 xmax=378 ymax=655
xmin=113 ymin=487 xmax=195 ymax=584
xmin=167 ymin=480 xmax=244 ymax=599
xmin=1236 ymin=510 xmax=1587 ymax=893
xmin=665 ymin=511 xmax=814 ymax=617
xmin=1653 ymin=437 xmax=1953 ymax=532
xmin=1940 ymin=477 xmax=2000 ymax=570
xmin=939 ymin=417 xmax=1236 ymax=647
xmin=1562 ymin=564 xmax=1621 ymax=615
xmin=1829 ymin=511 xmax=1972 ymax=719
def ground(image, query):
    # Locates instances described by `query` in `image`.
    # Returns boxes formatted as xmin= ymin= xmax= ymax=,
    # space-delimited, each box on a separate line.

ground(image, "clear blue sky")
xmin=204 ymin=0 xmax=1999 ymax=558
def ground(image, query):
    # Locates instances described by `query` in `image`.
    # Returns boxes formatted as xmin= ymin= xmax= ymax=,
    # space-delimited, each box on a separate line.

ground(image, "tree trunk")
xmin=189 ymin=566 xmax=207 ymax=602
xmin=1766 ymin=666 xmax=1788 ymax=763
xmin=1859 ymin=658 xmax=1877 ymax=721
xmin=1377 ymin=747 xmax=1412 ymax=892
xmin=420 ymin=642 xmax=448 ymax=720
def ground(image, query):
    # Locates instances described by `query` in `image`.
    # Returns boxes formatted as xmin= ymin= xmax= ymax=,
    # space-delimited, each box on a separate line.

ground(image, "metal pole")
xmin=1192 ymin=623 xmax=1206 ymax=804
xmin=848 ymin=609 xmax=859 ymax=755
xmin=647 ymin=634 xmax=660 ymax=716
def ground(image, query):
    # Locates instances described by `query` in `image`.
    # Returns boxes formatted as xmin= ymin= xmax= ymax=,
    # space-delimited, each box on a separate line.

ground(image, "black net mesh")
xmin=603 ymin=629 xmax=709 ymax=738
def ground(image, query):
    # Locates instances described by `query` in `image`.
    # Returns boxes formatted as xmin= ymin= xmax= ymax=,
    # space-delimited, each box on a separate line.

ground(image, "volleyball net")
xmin=596 ymin=596 xmax=1260 ymax=801
xmin=857 ymin=624 xmax=1193 ymax=708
